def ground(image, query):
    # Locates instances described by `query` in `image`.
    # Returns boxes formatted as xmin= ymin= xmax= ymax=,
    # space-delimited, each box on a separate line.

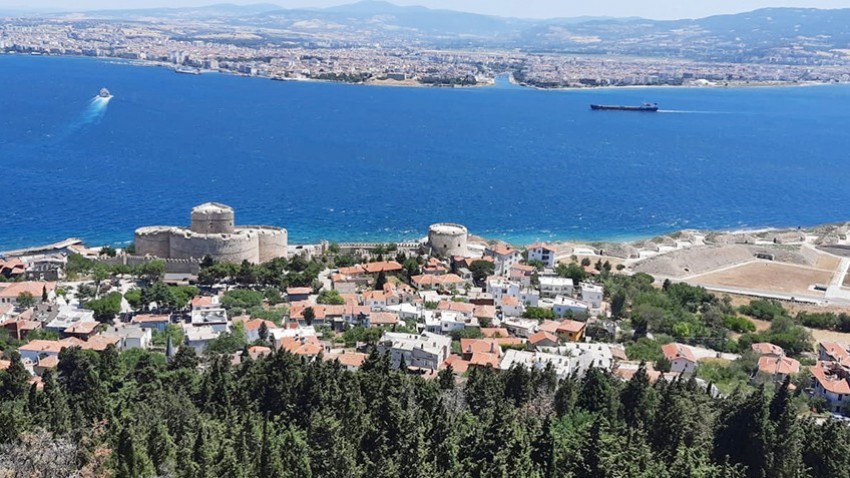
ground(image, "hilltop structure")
xmin=426 ymin=223 xmax=468 ymax=258
xmin=134 ymin=203 xmax=287 ymax=264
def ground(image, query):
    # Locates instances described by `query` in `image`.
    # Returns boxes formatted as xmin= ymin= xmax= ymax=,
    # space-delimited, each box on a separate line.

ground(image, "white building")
xmin=502 ymin=318 xmax=538 ymax=338
xmin=550 ymin=296 xmax=590 ymax=317
xmin=486 ymin=244 xmax=522 ymax=276
xmin=539 ymin=276 xmax=575 ymax=298
xmin=527 ymin=243 xmax=557 ymax=268
xmin=580 ymin=283 xmax=604 ymax=309
xmin=376 ymin=332 xmax=451 ymax=370
xmin=45 ymin=306 xmax=96 ymax=335
xmin=191 ymin=307 xmax=228 ymax=332
xmin=499 ymin=347 xmax=612 ymax=380
xmin=661 ymin=343 xmax=697 ymax=375
xmin=184 ymin=325 xmax=224 ymax=354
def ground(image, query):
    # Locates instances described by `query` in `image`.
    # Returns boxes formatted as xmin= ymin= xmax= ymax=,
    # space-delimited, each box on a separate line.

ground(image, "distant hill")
xmin=37 ymin=2 xmax=850 ymax=61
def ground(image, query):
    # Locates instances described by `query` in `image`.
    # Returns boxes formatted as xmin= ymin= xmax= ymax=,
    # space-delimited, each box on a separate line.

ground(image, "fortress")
xmin=134 ymin=203 xmax=288 ymax=264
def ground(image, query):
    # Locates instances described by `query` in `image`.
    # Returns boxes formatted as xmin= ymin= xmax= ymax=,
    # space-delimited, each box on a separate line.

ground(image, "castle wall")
xmin=169 ymin=230 xmax=260 ymax=264
xmin=135 ymin=227 xmax=175 ymax=258
xmin=428 ymin=223 xmax=468 ymax=257
xmin=246 ymin=226 xmax=289 ymax=263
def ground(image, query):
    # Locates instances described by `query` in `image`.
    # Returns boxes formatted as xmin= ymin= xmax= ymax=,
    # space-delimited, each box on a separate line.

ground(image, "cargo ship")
xmin=590 ymin=103 xmax=659 ymax=112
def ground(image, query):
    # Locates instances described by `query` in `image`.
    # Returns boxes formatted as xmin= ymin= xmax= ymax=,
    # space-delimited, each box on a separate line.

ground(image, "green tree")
xmin=16 ymin=292 xmax=35 ymax=310
xmin=469 ymin=260 xmax=495 ymax=284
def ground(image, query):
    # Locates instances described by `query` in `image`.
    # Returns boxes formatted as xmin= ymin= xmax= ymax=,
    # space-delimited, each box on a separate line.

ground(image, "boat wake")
xmin=57 ymin=96 xmax=111 ymax=140
xmin=658 ymin=109 xmax=728 ymax=114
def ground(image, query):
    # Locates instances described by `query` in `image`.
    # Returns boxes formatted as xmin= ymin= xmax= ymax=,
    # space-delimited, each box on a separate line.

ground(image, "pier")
xmin=0 ymin=238 xmax=82 ymax=258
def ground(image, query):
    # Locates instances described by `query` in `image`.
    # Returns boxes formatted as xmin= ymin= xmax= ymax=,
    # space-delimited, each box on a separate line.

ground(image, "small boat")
xmin=175 ymin=67 xmax=202 ymax=75
xmin=99 ymin=88 xmax=112 ymax=98
xmin=590 ymin=102 xmax=659 ymax=112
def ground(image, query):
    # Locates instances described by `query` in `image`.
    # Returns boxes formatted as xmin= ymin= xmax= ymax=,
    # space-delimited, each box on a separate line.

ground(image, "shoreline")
xmin=4 ymin=220 xmax=848 ymax=257
xmin=4 ymin=52 xmax=844 ymax=92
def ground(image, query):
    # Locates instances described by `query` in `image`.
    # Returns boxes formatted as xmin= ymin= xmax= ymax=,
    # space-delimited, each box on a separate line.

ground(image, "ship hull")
xmin=590 ymin=104 xmax=658 ymax=112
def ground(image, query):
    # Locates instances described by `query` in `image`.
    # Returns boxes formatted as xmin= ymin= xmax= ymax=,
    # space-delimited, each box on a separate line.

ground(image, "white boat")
xmin=99 ymin=88 xmax=112 ymax=98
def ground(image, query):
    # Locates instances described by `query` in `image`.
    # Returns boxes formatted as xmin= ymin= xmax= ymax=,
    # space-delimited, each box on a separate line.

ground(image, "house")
xmin=100 ymin=325 xmax=151 ymax=350
xmin=18 ymin=340 xmax=66 ymax=363
xmin=480 ymin=327 xmax=511 ymax=339
xmin=64 ymin=321 xmax=100 ymax=340
xmin=661 ymin=343 xmax=697 ymax=375
xmin=752 ymin=342 xmax=785 ymax=357
xmin=238 ymin=318 xmax=278 ymax=342
xmin=527 ymin=243 xmax=558 ymax=268
xmin=0 ymin=259 xmax=26 ymax=279
xmin=486 ymin=244 xmax=522 ymax=276
xmin=190 ymin=295 xmax=220 ymax=310
xmin=45 ymin=306 xmax=96 ymax=336
xmin=539 ymin=276 xmax=574 ymax=298
xmin=286 ymin=287 xmax=313 ymax=302
xmin=131 ymin=314 xmax=171 ymax=332
xmin=367 ymin=312 xmax=400 ymax=328
xmin=580 ymin=283 xmax=604 ymax=309
xmin=184 ymin=325 xmax=223 ymax=354
xmin=498 ymin=296 xmax=523 ymax=317
xmin=437 ymin=301 xmax=475 ymax=318
xmin=509 ymin=263 xmax=536 ymax=287
xmin=0 ymin=281 xmax=55 ymax=307
xmin=811 ymin=361 xmax=850 ymax=413
xmin=411 ymin=274 xmax=465 ymax=291
xmin=502 ymin=318 xmax=538 ymax=338
xmin=278 ymin=336 xmax=324 ymax=358
xmin=819 ymin=342 xmax=850 ymax=364
xmin=191 ymin=307 xmax=228 ymax=332
xmin=4 ymin=318 xmax=42 ymax=341
xmin=376 ymin=332 xmax=451 ymax=370
xmin=535 ymin=343 xmax=615 ymax=375
xmin=757 ymin=355 xmax=800 ymax=382
xmin=529 ymin=331 xmax=560 ymax=348
xmin=550 ymin=296 xmax=589 ymax=318
xmin=555 ymin=319 xmax=586 ymax=342
xmin=324 ymin=351 xmax=368 ymax=371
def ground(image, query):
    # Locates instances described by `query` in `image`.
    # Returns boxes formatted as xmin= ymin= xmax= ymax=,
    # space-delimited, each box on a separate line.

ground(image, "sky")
xmin=0 ymin=0 xmax=847 ymax=19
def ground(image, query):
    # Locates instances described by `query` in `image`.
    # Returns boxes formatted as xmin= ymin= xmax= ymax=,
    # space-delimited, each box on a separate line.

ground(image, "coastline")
xmin=4 ymin=220 xmax=848 ymax=257
xmin=4 ymin=52 xmax=843 ymax=92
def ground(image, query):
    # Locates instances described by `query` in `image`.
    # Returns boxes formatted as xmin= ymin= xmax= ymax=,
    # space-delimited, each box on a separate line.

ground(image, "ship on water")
xmin=590 ymin=102 xmax=658 ymax=112
xmin=175 ymin=67 xmax=202 ymax=75
xmin=98 ymin=88 xmax=112 ymax=99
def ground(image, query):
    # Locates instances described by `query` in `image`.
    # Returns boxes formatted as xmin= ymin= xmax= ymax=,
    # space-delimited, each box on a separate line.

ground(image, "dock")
xmin=1 ymin=238 xmax=83 ymax=258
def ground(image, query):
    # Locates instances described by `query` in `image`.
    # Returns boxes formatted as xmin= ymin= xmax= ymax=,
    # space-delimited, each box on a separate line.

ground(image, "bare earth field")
xmin=689 ymin=262 xmax=833 ymax=296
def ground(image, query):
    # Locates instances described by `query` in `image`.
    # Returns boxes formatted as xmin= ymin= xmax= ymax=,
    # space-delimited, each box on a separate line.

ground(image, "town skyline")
xmin=2 ymin=0 xmax=850 ymax=20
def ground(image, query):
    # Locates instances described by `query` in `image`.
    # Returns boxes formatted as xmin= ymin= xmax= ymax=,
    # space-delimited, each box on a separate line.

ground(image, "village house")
xmin=661 ymin=342 xmax=698 ymax=375
xmin=811 ymin=361 xmax=850 ymax=413
xmin=539 ymin=276 xmax=575 ymax=298
xmin=549 ymin=296 xmax=590 ymax=318
xmin=580 ymin=283 xmax=604 ymax=309
xmin=376 ymin=331 xmax=451 ymax=370
xmin=486 ymin=244 xmax=522 ymax=276
xmin=131 ymin=314 xmax=171 ymax=332
xmin=411 ymin=273 xmax=465 ymax=291
xmin=0 ymin=281 xmax=55 ymax=307
xmin=527 ymin=243 xmax=558 ymax=268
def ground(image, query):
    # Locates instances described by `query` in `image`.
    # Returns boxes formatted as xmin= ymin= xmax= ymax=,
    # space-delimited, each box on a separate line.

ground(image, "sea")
xmin=2 ymin=54 xmax=850 ymax=251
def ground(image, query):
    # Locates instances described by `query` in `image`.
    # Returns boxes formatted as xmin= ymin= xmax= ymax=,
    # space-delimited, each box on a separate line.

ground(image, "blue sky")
xmin=0 ymin=0 xmax=846 ymax=19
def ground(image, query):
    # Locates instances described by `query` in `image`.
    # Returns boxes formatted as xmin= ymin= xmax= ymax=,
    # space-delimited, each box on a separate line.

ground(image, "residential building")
xmin=527 ymin=243 xmax=557 ymax=268
xmin=811 ymin=361 xmax=850 ymax=413
xmin=550 ymin=297 xmax=589 ymax=318
xmin=376 ymin=332 xmax=451 ymax=370
xmin=661 ymin=343 xmax=697 ymax=375
xmin=486 ymin=244 xmax=522 ymax=276
xmin=757 ymin=355 xmax=800 ymax=382
xmin=539 ymin=276 xmax=574 ymax=298
xmin=580 ymin=283 xmax=604 ymax=309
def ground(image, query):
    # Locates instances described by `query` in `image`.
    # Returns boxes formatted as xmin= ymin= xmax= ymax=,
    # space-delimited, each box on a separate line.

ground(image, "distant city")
xmin=3 ymin=2 xmax=850 ymax=87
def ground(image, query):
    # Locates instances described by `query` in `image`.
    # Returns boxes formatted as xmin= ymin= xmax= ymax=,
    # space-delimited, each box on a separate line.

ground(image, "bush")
xmin=221 ymin=289 xmax=264 ymax=310
xmin=739 ymin=299 xmax=787 ymax=321
xmin=723 ymin=315 xmax=756 ymax=333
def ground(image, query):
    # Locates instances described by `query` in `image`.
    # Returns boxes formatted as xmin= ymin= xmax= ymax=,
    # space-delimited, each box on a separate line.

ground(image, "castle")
xmin=134 ymin=203 xmax=288 ymax=264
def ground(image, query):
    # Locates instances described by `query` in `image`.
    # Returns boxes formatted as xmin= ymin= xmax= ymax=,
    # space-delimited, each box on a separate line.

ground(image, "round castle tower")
xmin=427 ymin=223 xmax=468 ymax=257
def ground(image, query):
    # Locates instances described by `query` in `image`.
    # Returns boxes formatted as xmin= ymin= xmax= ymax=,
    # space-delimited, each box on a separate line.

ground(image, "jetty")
xmin=1 ymin=238 xmax=82 ymax=258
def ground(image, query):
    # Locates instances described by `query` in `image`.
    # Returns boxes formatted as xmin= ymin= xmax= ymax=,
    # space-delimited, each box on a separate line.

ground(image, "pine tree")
xmin=437 ymin=365 xmax=455 ymax=390
xmin=116 ymin=423 xmax=152 ymax=478
xmin=620 ymin=362 xmax=657 ymax=430
xmin=2 ymin=351 xmax=31 ymax=399
xmin=147 ymin=422 xmax=176 ymax=476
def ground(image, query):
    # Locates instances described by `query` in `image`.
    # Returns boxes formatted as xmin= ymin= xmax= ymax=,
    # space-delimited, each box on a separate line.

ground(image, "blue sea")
xmin=2 ymin=54 xmax=850 ymax=250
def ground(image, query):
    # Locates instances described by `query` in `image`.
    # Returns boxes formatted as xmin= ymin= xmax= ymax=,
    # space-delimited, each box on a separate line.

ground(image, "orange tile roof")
xmin=242 ymin=319 xmax=278 ymax=332
xmin=0 ymin=360 xmax=10 ymax=370
xmin=556 ymin=320 xmax=586 ymax=334
xmin=326 ymin=351 xmax=368 ymax=368
xmin=442 ymin=355 xmax=470 ymax=374
xmin=488 ymin=244 xmax=517 ymax=257
xmin=64 ymin=321 xmax=99 ymax=335
xmin=528 ymin=243 xmax=557 ymax=252
xmin=661 ymin=343 xmax=697 ymax=363
xmin=0 ymin=282 xmax=55 ymax=299
xmin=812 ymin=362 xmax=850 ymax=394
xmin=820 ymin=342 xmax=850 ymax=362
xmin=758 ymin=355 xmax=800 ymax=376
xmin=438 ymin=301 xmax=475 ymax=315
xmin=469 ymin=352 xmax=500 ymax=368
xmin=369 ymin=312 xmax=399 ymax=326
xmin=286 ymin=287 xmax=313 ymax=296
xmin=411 ymin=274 xmax=464 ymax=287
xmin=19 ymin=340 xmax=65 ymax=354
xmin=247 ymin=346 xmax=272 ymax=360
xmin=529 ymin=331 xmax=559 ymax=345
xmin=190 ymin=296 xmax=215 ymax=308
xmin=132 ymin=314 xmax=170 ymax=324
xmin=538 ymin=320 xmax=561 ymax=334
xmin=499 ymin=296 xmax=520 ymax=307
xmin=278 ymin=336 xmax=323 ymax=356
xmin=480 ymin=327 xmax=510 ymax=338
xmin=752 ymin=342 xmax=784 ymax=356
xmin=362 ymin=261 xmax=403 ymax=274
xmin=460 ymin=339 xmax=501 ymax=356
xmin=81 ymin=336 xmax=120 ymax=351
xmin=36 ymin=356 xmax=59 ymax=369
